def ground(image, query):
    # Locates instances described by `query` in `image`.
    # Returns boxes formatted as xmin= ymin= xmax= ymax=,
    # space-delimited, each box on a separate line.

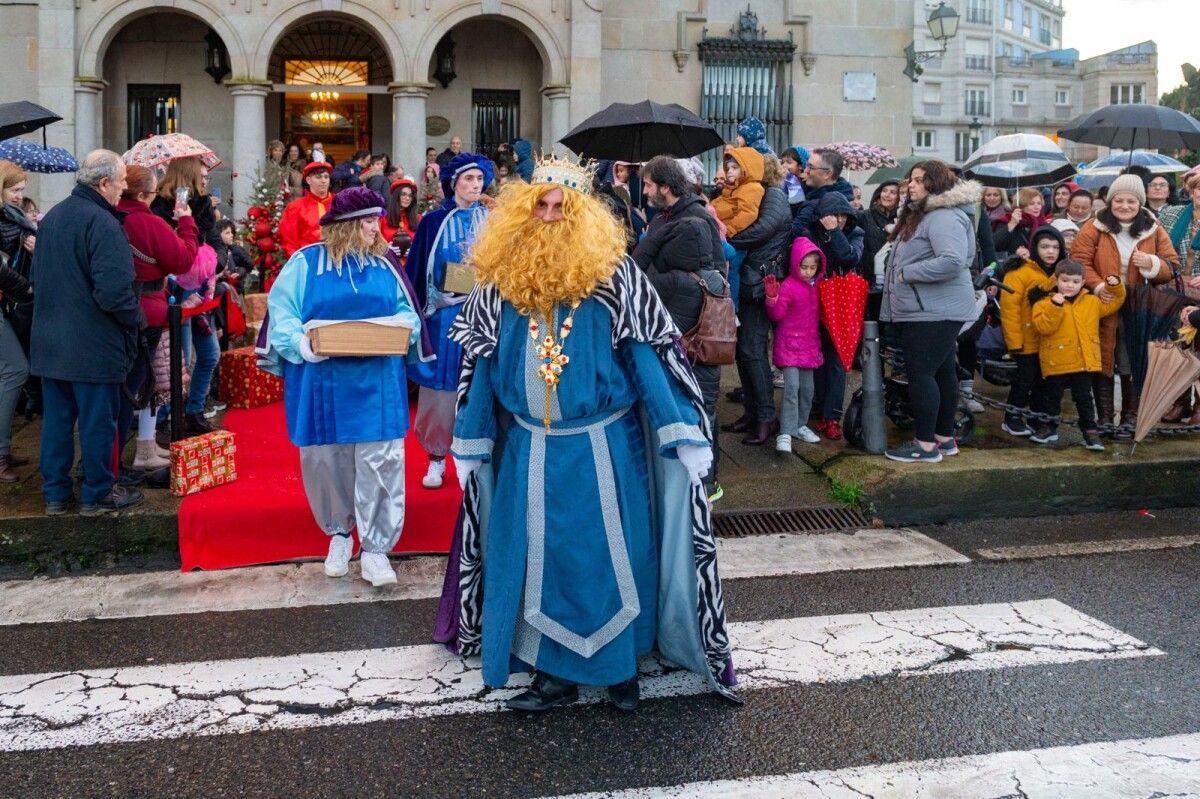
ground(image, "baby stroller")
xmin=844 ymin=266 xmax=1012 ymax=448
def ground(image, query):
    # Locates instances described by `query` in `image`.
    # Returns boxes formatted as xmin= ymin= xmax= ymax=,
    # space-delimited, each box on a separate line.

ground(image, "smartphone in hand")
xmin=175 ymin=187 xmax=190 ymax=214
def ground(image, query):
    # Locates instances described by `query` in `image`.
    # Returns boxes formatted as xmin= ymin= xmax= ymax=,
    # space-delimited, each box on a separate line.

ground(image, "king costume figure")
xmin=405 ymin=153 xmax=493 ymax=491
xmin=264 ymin=187 xmax=434 ymax=587
xmin=432 ymin=156 xmax=738 ymax=711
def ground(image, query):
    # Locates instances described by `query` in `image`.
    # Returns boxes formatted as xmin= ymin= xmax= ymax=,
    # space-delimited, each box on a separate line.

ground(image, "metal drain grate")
xmin=712 ymin=506 xmax=870 ymax=538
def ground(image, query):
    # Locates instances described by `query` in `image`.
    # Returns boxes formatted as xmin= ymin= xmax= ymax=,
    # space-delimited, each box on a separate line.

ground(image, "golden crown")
xmin=530 ymin=153 xmax=596 ymax=195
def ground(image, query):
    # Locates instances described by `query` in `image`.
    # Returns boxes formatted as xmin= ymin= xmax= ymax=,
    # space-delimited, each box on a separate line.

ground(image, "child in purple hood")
xmin=764 ymin=236 xmax=826 ymax=450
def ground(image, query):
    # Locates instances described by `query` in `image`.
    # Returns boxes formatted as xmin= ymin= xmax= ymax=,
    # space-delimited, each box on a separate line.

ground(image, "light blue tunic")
xmin=452 ymin=299 xmax=706 ymax=686
xmin=267 ymin=244 xmax=422 ymax=447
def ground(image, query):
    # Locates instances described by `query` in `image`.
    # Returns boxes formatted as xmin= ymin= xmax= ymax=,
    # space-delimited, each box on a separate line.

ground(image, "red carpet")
xmin=178 ymin=402 xmax=459 ymax=571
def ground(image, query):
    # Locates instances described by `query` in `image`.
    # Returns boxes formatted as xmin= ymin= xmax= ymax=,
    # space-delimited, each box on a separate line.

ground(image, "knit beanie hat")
xmin=1049 ymin=218 xmax=1079 ymax=235
xmin=1108 ymin=174 xmax=1146 ymax=206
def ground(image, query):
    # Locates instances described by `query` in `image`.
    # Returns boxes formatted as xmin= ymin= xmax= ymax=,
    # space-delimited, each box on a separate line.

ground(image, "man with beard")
xmin=432 ymin=155 xmax=738 ymax=712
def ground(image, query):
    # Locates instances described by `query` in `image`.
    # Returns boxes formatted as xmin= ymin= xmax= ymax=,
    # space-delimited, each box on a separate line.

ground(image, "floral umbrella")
xmin=819 ymin=272 xmax=870 ymax=370
xmin=820 ymin=142 xmax=898 ymax=172
xmin=0 ymin=137 xmax=77 ymax=173
xmin=122 ymin=133 xmax=221 ymax=174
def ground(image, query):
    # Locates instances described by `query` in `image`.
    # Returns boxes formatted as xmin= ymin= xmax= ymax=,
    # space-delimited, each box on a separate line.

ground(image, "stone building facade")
xmin=1 ymin=0 xmax=918 ymax=211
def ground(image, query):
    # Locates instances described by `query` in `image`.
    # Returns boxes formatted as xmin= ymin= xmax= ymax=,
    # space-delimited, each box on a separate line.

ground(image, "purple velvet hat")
xmin=318 ymin=186 xmax=387 ymax=226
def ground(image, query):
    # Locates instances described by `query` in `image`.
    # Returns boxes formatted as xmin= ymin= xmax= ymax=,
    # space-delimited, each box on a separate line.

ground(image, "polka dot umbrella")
xmin=122 ymin=133 xmax=221 ymax=174
xmin=819 ymin=271 xmax=870 ymax=371
xmin=0 ymin=137 xmax=79 ymax=173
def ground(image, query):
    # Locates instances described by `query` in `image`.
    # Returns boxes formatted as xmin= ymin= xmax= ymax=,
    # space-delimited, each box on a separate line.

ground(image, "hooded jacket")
xmin=766 ymin=236 xmax=825 ymax=368
xmin=807 ymin=192 xmax=865 ymax=276
xmin=728 ymin=185 xmax=792 ymax=303
xmin=791 ymin=176 xmax=855 ymax=239
xmin=634 ymin=212 xmax=724 ymax=335
xmin=511 ymin=139 xmax=534 ymax=182
xmin=998 ymin=225 xmax=1065 ymax=354
xmin=711 ymin=147 xmax=765 ymax=237
xmin=1032 ymin=281 xmax=1126 ymax=376
xmin=881 ymin=180 xmax=982 ymax=324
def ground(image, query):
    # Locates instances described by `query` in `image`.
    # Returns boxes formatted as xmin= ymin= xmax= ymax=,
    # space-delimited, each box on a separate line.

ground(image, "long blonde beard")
xmin=492 ymin=218 xmax=616 ymax=314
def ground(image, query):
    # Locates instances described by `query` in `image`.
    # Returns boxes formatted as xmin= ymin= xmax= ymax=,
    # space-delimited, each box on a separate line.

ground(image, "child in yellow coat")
xmin=1031 ymin=260 xmax=1125 ymax=451
xmin=710 ymin=147 xmax=765 ymax=238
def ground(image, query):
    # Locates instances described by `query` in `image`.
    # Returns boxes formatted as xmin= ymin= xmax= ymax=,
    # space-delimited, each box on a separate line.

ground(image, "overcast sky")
xmin=1061 ymin=0 xmax=1189 ymax=94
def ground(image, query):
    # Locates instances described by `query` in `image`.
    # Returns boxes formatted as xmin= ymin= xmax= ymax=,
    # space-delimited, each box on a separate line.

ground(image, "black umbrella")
xmin=560 ymin=100 xmax=723 ymax=162
xmin=1058 ymin=104 xmax=1200 ymax=153
xmin=0 ymin=101 xmax=62 ymax=146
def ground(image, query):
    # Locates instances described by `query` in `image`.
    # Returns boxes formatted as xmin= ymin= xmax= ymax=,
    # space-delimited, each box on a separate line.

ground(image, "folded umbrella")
xmin=0 ymin=138 xmax=78 ymax=174
xmin=1059 ymin=104 xmax=1200 ymax=152
xmin=1121 ymin=283 xmax=1193 ymax=394
xmin=123 ymin=133 xmax=222 ymax=174
xmin=820 ymin=142 xmax=897 ymax=172
xmin=559 ymin=100 xmax=723 ymax=162
xmin=819 ymin=273 xmax=870 ymax=370
xmin=0 ymin=101 xmax=61 ymax=143
xmin=962 ymin=133 xmax=1074 ymax=189
xmin=1133 ymin=341 xmax=1200 ymax=445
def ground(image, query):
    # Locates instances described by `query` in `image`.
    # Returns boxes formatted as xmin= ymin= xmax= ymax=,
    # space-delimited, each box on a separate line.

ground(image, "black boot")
xmin=1114 ymin=375 xmax=1137 ymax=441
xmin=505 ymin=672 xmax=579 ymax=712
xmin=741 ymin=418 xmax=780 ymax=446
xmin=184 ymin=412 xmax=216 ymax=435
xmin=607 ymin=676 xmax=640 ymax=712
xmin=720 ymin=413 xmax=753 ymax=434
xmin=1092 ymin=374 xmax=1115 ymax=433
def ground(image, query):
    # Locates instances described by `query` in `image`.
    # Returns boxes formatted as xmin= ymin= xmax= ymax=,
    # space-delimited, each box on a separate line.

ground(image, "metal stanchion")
xmin=168 ymin=298 xmax=184 ymax=443
xmin=860 ymin=320 xmax=887 ymax=454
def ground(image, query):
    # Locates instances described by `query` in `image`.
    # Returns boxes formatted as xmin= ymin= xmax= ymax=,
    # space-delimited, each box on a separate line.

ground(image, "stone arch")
xmin=411 ymin=3 xmax=568 ymax=86
xmin=253 ymin=3 xmax=408 ymax=84
xmin=79 ymin=0 xmax=247 ymax=80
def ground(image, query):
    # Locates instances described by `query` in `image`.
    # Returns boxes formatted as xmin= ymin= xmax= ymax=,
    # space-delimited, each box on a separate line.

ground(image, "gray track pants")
xmin=298 ymin=439 xmax=406 ymax=554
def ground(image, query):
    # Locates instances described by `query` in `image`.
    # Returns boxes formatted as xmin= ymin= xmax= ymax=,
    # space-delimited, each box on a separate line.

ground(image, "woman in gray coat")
xmin=881 ymin=160 xmax=981 ymax=463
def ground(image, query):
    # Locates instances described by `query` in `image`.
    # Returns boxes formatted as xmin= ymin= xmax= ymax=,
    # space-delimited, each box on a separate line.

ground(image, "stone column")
xmin=390 ymin=82 xmax=434 ymax=181
xmin=228 ymin=83 xmax=270 ymax=218
xmin=37 ymin=0 xmax=77 ymax=204
xmin=541 ymin=85 xmax=572 ymax=156
xmin=73 ymin=79 xmax=106 ymax=159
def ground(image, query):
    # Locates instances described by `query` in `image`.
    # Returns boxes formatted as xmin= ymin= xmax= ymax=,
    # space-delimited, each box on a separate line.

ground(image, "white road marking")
xmin=0 ymin=530 xmax=967 ymax=625
xmin=551 ymin=733 xmax=1200 ymax=798
xmin=0 ymin=599 xmax=1159 ymax=752
xmin=978 ymin=534 xmax=1200 ymax=561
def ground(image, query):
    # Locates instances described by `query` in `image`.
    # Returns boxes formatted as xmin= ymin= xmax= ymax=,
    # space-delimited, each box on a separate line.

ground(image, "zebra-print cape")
xmin=432 ymin=255 xmax=738 ymax=700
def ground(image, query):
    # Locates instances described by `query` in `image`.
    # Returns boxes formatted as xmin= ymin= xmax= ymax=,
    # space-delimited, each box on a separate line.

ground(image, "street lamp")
xmin=968 ymin=116 xmax=983 ymax=155
xmin=203 ymin=29 xmax=231 ymax=85
xmin=903 ymin=2 xmax=961 ymax=82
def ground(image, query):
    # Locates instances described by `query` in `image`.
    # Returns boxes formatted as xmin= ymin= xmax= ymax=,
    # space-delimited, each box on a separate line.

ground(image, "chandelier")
xmin=309 ymin=109 xmax=341 ymax=125
xmin=309 ymin=90 xmax=340 ymax=102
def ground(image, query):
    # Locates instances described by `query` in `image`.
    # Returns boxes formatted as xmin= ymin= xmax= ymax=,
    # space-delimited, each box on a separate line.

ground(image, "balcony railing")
xmin=965 ymin=100 xmax=991 ymax=116
xmin=965 ymin=55 xmax=991 ymax=71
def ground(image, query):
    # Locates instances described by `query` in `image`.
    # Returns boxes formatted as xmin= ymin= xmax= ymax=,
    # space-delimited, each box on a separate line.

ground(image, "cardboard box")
xmin=217 ymin=346 xmax=284 ymax=408
xmin=442 ymin=261 xmax=477 ymax=295
xmin=307 ymin=322 xmax=411 ymax=357
xmin=170 ymin=430 xmax=237 ymax=496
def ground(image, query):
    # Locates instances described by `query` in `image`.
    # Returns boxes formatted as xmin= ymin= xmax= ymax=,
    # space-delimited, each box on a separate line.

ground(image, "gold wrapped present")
xmin=442 ymin=261 xmax=477 ymax=295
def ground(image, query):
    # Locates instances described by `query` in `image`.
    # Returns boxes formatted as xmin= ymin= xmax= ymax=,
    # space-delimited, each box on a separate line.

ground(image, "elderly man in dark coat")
xmin=31 ymin=149 xmax=144 ymax=516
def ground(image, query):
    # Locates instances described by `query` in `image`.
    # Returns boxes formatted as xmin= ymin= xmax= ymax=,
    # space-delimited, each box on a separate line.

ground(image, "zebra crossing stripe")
xmin=549 ymin=732 xmax=1200 ymax=798
xmin=0 ymin=529 xmax=967 ymax=626
xmin=0 ymin=599 xmax=1159 ymax=752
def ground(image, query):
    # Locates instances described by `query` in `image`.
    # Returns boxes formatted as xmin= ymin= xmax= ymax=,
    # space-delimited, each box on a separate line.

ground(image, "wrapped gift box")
xmin=441 ymin=261 xmax=477 ymax=295
xmin=218 ymin=346 xmax=284 ymax=408
xmin=308 ymin=322 xmax=411 ymax=357
xmin=243 ymin=293 xmax=269 ymax=325
xmin=170 ymin=430 xmax=237 ymax=497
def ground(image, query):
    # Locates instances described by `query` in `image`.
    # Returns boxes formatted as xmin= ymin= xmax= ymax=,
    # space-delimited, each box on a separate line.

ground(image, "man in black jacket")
xmin=636 ymin=156 xmax=727 ymax=500
xmin=31 ymin=150 xmax=143 ymax=516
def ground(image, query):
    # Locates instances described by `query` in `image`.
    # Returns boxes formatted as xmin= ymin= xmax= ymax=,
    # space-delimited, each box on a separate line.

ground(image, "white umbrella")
xmin=962 ymin=133 xmax=1075 ymax=189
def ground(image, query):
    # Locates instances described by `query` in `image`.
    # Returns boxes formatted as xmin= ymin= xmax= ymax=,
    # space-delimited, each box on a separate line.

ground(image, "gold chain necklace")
xmin=527 ymin=302 xmax=580 ymax=429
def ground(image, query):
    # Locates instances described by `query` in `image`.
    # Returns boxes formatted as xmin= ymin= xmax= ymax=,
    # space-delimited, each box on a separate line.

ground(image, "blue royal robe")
xmin=267 ymin=244 xmax=423 ymax=447
xmin=405 ymin=198 xmax=488 ymax=392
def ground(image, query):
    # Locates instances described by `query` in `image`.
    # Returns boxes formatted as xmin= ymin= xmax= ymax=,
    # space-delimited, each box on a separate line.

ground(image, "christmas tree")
xmin=237 ymin=167 xmax=290 ymax=291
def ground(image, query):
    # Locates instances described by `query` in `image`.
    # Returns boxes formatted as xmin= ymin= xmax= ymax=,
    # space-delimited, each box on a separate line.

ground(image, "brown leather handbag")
xmin=681 ymin=271 xmax=737 ymax=366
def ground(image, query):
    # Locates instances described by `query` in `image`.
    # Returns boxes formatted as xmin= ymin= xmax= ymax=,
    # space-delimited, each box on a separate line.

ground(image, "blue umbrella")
xmin=0 ymin=137 xmax=78 ymax=173
xmin=1075 ymin=150 xmax=1191 ymax=190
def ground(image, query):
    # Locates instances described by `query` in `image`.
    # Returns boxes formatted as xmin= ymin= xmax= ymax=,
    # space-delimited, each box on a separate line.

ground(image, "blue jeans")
xmin=813 ymin=330 xmax=847 ymax=422
xmin=180 ymin=315 xmax=220 ymax=414
xmin=40 ymin=378 xmax=120 ymax=505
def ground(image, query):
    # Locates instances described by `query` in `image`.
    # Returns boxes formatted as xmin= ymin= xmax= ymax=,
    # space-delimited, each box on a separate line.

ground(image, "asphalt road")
xmin=0 ymin=508 xmax=1197 ymax=798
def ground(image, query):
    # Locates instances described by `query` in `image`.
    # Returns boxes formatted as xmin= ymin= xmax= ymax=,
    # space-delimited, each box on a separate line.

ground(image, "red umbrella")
xmin=819 ymin=273 xmax=870 ymax=370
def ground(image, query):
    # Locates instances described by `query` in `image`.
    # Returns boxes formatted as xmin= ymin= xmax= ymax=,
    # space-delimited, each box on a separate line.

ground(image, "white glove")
xmin=676 ymin=444 xmax=712 ymax=487
xmin=454 ymin=456 xmax=482 ymax=491
xmin=298 ymin=334 xmax=328 ymax=364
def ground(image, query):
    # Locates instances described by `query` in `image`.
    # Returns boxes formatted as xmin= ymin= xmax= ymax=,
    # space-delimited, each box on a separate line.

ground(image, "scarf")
xmin=1167 ymin=203 xmax=1200 ymax=260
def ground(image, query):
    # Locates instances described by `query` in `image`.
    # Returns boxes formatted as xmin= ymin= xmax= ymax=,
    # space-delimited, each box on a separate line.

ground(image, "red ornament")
xmin=263 ymin=254 xmax=275 ymax=270
xmin=257 ymin=236 xmax=275 ymax=252
xmin=247 ymin=207 xmax=264 ymax=220
xmin=254 ymin=220 xmax=272 ymax=238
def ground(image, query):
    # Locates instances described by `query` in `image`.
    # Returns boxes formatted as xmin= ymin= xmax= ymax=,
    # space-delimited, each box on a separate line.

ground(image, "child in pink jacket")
xmin=765 ymin=236 xmax=826 ymax=450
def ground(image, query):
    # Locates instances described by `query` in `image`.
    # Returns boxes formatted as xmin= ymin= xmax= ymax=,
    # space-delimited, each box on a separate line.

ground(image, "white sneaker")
xmin=959 ymin=381 xmax=985 ymax=413
xmin=422 ymin=459 xmax=445 ymax=489
xmin=360 ymin=552 xmax=397 ymax=587
xmin=324 ymin=534 xmax=353 ymax=578
xmin=796 ymin=425 xmax=821 ymax=444
xmin=775 ymin=434 xmax=792 ymax=452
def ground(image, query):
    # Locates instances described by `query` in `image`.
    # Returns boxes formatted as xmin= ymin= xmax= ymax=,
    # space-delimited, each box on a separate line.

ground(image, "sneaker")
xmin=208 ymin=399 xmax=228 ymax=413
xmin=706 ymin=482 xmax=724 ymax=503
xmin=824 ymin=420 xmax=843 ymax=441
xmin=774 ymin=434 xmax=792 ymax=452
xmin=796 ymin=425 xmax=821 ymax=444
xmin=80 ymin=486 xmax=145 ymax=516
xmin=45 ymin=498 xmax=73 ymax=516
xmin=324 ymin=534 xmax=353 ymax=578
xmin=959 ymin=381 xmax=985 ymax=413
xmin=810 ymin=419 xmax=828 ymax=436
xmin=1001 ymin=417 xmax=1031 ymax=437
xmin=937 ymin=437 xmax=960 ymax=456
xmin=884 ymin=440 xmax=944 ymax=464
xmin=422 ymin=459 xmax=446 ymax=489
xmin=1030 ymin=426 xmax=1059 ymax=445
xmin=1082 ymin=430 xmax=1105 ymax=451
xmin=360 ymin=552 xmax=397 ymax=587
